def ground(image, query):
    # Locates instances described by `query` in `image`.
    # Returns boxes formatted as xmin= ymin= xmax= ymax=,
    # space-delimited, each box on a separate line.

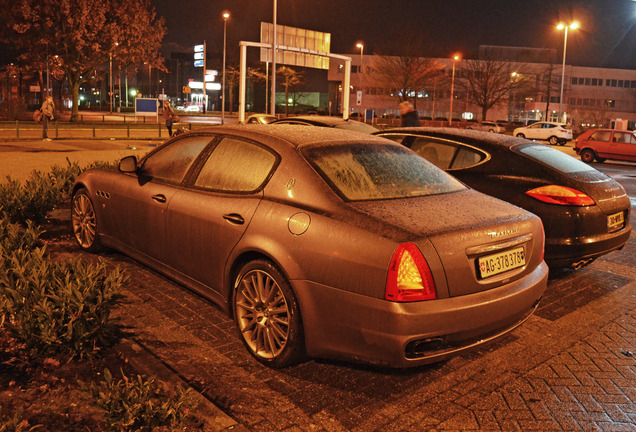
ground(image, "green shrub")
xmin=0 ymin=172 xmax=62 ymax=225
xmin=0 ymin=158 xmax=115 ymax=226
xmin=0 ymin=214 xmax=125 ymax=358
xmin=83 ymin=368 xmax=198 ymax=432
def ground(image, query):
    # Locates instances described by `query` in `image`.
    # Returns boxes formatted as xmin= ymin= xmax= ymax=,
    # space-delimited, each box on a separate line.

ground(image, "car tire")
xmin=548 ymin=136 xmax=559 ymax=145
xmin=488 ymin=129 xmax=495 ymax=133
xmin=71 ymin=188 xmax=103 ymax=252
xmin=233 ymin=260 xmax=305 ymax=368
xmin=580 ymin=148 xmax=596 ymax=163
xmin=516 ymin=133 xmax=525 ymax=139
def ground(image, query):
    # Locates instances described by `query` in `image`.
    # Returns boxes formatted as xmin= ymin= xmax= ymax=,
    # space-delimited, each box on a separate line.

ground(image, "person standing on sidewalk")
xmin=163 ymin=100 xmax=176 ymax=137
xmin=41 ymin=95 xmax=55 ymax=139
xmin=399 ymin=101 xmax=420 ymax=127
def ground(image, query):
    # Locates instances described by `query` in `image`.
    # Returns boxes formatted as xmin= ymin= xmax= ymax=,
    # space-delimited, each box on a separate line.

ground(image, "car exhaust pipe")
xmin=571 ymin=257 xmax=595 ymax=270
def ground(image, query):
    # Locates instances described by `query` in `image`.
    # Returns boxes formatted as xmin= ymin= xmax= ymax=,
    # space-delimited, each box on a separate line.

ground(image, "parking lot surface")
xmin=3 ymin=136 xmax=635 ymax=431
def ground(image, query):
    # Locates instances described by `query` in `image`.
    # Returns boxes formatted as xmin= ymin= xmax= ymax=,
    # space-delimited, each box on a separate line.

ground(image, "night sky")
xmin=151 ymin=0 xmax=636 ymax=70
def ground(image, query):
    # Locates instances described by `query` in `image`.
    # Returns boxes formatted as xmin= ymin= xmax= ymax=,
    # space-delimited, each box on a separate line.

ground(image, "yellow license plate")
xmin=478 ymin=247 xmax=526 ymax=279
xmin=608 ymin=211 xmax=624 ymax=231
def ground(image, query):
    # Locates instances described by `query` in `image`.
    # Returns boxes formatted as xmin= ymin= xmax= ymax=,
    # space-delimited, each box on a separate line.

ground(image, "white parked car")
xmin=467 ymin=121 xmax=504 ymax=133
xmin=513 ymin=122 xmax=573 ymax=146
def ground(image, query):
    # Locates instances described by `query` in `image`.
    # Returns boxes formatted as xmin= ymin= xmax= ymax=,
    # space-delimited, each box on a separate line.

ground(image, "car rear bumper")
xmin=292 ymin=261 xmax=548 ymax=368
xmin=545 ymin=225 xmax=631 ymax=268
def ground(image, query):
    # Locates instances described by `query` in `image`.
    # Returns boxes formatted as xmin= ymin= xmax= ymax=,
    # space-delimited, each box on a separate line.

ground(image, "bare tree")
xmin=366 ymin=34 xmax=445 ymax=110
xmin=277 ymin=66 xmax=304 ymax=116
xmin=456 ymin=57 xmax=534 ymax=120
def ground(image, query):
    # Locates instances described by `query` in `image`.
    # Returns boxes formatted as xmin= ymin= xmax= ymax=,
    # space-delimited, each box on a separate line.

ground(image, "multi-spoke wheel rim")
xmin=72 ymin=193 xmax=97 ymax=248
xmin=235 ymin=269 xmax=290 ymax=359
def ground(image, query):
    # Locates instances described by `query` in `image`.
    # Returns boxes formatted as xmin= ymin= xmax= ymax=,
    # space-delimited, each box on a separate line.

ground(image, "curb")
xmin=115 ymin=339 xmax=245 ymax=431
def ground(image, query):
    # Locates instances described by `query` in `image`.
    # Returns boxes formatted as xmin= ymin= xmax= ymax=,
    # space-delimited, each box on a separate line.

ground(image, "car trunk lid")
xmin=348 ymin=189 xmax=544 ymax=298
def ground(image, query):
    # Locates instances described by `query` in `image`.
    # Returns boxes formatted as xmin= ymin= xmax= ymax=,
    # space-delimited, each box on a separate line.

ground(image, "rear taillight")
xmin=525 ymin=185 xmax=595 ymax=206
xmin=386 ymin=243 xmax=436 ymax=302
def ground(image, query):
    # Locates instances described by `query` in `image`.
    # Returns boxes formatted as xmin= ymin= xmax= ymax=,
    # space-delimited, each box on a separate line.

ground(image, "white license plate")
xmin=478 ymin=247 xmax=526 ymax=279
xmin=608 ymin=212 xmax=624 ymax=231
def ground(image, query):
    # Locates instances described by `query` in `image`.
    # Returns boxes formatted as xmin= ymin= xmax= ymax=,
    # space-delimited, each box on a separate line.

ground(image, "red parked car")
xmin=575 ymin=129 xmax=636 ymax=163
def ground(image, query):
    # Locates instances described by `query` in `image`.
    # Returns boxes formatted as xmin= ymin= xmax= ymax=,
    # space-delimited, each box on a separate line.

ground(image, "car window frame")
xmin=136 ymin=133 xmax=217 ymax=186
xmin=376 ymin=133 xmax=491 ymax=171
xmin=185 ymin=134 xmax=281 ymax=195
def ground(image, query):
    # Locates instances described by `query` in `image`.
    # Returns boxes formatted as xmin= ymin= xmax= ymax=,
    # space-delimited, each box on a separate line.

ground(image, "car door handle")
xmin=151 ymin=194 xmax=167 ymax=203
xmin=223 ymin=213 xmax=245 ymax=225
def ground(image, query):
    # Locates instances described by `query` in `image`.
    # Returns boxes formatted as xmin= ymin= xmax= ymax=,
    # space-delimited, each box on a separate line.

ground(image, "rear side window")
xmin=613 ymin=132 xmax=636 ymax=144
xmin=195 ymin=138 xmax=277 ymax=192
xmin=590 ymin=131 xmax=611 ymax=142
xmin=141 ymin=136 xmax=211 ymax=183
xmin=303 ymin=143 xmax=464 ymax=201
xmin=515 ymin=144 xmax=595 ymax=174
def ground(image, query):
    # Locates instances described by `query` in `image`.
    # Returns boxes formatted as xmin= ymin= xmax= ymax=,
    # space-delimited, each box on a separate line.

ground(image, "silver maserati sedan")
xmin=71 ymin=125 xmax=548 ymax=368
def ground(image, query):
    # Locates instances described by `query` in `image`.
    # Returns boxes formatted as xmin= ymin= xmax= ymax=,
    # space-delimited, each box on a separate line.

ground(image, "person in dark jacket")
xmin=399 ymin=101 xmax=420 ymax=127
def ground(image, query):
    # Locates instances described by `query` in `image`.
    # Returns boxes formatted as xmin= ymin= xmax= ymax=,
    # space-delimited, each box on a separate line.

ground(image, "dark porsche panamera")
xmin=375 ymin=128 xmax=631 ymax=269
xmin=71 ymin=125 xmax=548 ymax=368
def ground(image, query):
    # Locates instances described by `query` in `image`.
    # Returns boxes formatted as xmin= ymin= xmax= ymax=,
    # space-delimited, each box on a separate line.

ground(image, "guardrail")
xmin=0 ymin=121 xmax=208 ymax=140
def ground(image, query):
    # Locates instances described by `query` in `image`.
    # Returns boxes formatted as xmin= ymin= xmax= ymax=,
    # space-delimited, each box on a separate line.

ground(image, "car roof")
xmin=177 ymin=124 xmax=391 ymax=149
xmin=376 ymin=127 xmax=526 ymax=150
xmin=272 ymin=115 xmax=365 ymax=126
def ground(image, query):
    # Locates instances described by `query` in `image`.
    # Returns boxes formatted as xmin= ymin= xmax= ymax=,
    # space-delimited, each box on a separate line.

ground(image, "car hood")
xmin=348 ymin=189 xmax=545 ymax=297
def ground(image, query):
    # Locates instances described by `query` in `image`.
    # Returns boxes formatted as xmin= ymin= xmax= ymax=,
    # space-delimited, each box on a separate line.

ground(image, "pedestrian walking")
xmin=163 ymin=100 xmax=176 ymax=137
xmin=399 ymin=101 xmax=420 ymax=127
xmin=41 ymin=95 xmax=55 ymax=139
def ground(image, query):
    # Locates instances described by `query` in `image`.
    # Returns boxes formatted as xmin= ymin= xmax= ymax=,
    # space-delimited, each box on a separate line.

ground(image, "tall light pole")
xmin=109 ymin=42 xmax=118 ymax=114
xmin=356 ymin=42 xmax=364 ymax=118
xmin=448 ymin=54 xmax=460 ymax=126
xmin=271 ymin=0 xmax=278 ymax=116
xmin=557 ymin=21 xmax=578 ymax=122
xmin=222 ymin=11 xmax=230 ymax=124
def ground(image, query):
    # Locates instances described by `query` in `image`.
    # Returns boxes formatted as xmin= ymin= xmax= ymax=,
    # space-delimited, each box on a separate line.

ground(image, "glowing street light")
xmin=356 ymin=42 xmax=364 ymax=115
xmin=557 ymin=21 xmax=579 ymax=121
xmin=448 ymin=54 xmax=460 ymax=126
xmin=222 ymin=11 xmax=230 ymax=124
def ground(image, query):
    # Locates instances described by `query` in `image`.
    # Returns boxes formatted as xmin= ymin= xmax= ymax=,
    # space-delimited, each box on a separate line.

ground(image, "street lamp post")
xmin=271 ymin=0 xmax=278 ymax=116
xmin=222 ymin=11 xmax=230 ymax=124
xmin=109 ymin=53 xmax=113 ymax=114
xmin=356 ymin=42 xmax=364 ymax=118
xmin=557 ymin=21 xmax=578 ymax=122
xmin=448 ymin=54 xmax=460 ymax=126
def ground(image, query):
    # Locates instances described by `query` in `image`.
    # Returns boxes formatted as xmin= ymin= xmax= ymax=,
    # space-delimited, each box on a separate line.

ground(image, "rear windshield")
xmin=515 ymin=144 xmax=596 ymax=174
xmin=302 ymin=143 xmax=465 ymax=201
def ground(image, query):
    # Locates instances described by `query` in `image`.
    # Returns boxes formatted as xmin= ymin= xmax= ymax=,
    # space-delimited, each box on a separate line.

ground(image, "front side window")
xmin=590 ymin=131 xmax=611 ymax=142
xmin=141 ymin=136 xmax=211 ymax=183
xmin=194 ymin=137 xmax=277 ymax=192
xmin=303 ymin=143 xmax=464 ymax=201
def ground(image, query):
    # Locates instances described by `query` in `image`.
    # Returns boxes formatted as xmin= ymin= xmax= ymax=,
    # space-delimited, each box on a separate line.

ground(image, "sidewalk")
xmin=0 ymin=138 xmax=161 ymax=182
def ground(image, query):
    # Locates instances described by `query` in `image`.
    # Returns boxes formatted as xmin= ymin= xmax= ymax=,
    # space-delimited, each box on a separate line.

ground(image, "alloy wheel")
xmin=72 ymin=191 xmax=97 ymax=249
xmin=235 ymin=269 xmax=291 ymax=359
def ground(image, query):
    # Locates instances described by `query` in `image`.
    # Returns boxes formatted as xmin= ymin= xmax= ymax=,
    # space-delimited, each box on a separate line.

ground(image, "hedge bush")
xmin=0 ymin=213 xmax=125 ymax=358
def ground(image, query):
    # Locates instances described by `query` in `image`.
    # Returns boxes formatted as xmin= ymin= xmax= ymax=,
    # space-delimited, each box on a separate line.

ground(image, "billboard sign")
xmin=260 ymin=22 xmax=330 ymax=70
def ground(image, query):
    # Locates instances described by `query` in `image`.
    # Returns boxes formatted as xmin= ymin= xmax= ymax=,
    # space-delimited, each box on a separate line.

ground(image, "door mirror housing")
xmin=119 ymin=155 xmax=138 ymax=173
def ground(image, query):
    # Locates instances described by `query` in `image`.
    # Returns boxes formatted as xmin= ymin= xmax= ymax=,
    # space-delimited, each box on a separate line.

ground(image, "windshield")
xmin=303 ymin=143 xmax=465 ymax=201
xmin=515 ymin=144 xmax=596 ymax=174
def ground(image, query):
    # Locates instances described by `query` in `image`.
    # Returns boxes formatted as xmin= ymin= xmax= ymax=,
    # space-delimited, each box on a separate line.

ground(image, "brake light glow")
xmin=525 ymin=185 xmax=595 ymax=206
xmin=386 ymin=243 xmax=436 ymax=302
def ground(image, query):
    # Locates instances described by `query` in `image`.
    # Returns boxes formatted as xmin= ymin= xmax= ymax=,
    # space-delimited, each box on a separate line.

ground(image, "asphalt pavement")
xmin=1 ymin=134 xmax=635 ymax=431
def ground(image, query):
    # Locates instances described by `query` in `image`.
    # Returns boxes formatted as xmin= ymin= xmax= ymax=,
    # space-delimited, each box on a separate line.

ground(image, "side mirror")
xmin=119 ymin=155 xmax=138 ymax=173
